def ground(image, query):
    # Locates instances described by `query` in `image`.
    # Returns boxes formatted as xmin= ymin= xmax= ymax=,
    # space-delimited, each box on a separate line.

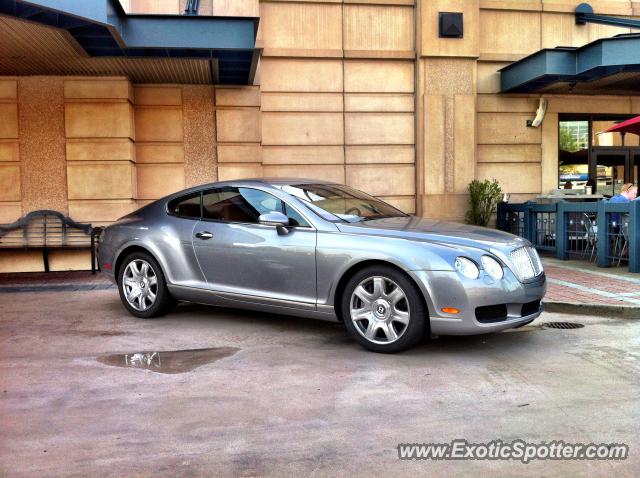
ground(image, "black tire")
xmin=341 ymin=265 xmax=427 ymax=353
xmin=117 ymin=251 xmax=176 ymax=319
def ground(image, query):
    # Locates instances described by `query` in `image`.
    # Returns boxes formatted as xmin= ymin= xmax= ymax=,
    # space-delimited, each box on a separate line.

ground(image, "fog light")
xmin=441 ymin=307 xmax=460 ymax=315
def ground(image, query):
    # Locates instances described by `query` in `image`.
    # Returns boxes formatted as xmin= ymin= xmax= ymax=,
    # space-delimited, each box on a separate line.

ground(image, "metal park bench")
xmin=0 ymin=210 xmax=101 ymax=274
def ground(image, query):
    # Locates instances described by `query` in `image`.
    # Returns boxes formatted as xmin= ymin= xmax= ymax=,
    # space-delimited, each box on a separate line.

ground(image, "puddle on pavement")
xmin=97 ymin=347 xmax=240 ymax=374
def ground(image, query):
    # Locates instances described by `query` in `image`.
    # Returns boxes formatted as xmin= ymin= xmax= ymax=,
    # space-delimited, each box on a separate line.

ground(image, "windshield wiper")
xmin=360 ymin=214 xmax=399 ymax=221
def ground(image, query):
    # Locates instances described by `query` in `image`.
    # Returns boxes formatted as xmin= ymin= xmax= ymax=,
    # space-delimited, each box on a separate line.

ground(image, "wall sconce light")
xmin=527 ymin=98 xmax=548 ymax=128
xmin=439 ymin=12 xmax=464 ymax=38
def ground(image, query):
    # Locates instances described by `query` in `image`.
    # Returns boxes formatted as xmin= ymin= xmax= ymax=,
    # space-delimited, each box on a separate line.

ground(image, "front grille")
xmin=510 ymin=246 xmax=544 ymax=281
xmin=475 ymin=304 xmax=508 ymax=323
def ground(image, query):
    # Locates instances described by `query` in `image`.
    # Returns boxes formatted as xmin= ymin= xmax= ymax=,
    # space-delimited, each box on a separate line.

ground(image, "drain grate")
xmin=543 ymin=322 xmax=584 ymax=330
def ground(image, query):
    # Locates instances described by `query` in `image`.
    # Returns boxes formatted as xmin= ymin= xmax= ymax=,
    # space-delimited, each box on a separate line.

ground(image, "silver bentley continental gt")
xmin=98 ymin=179 xmax=546 ymax=353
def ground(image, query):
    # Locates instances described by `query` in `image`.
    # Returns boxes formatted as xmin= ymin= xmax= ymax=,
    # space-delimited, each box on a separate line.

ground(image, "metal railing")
xmin=497 ymin=200 xmax=640 ymax=273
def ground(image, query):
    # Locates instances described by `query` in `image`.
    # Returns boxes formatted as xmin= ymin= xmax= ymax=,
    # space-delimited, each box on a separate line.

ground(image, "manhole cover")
xmin=543 ymin=322 xmax=584 ymax=330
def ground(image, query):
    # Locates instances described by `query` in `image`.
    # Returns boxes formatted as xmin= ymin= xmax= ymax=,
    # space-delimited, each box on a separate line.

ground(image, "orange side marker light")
xmin=441 ymin=307 xmax=460 ymax=315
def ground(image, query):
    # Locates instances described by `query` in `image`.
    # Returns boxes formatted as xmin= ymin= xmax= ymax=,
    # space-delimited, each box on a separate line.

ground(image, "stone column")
xmin=418 ymin=0 xmax=479 ymax=220
xmin=0 ymin=78 xmax=20 ymax=223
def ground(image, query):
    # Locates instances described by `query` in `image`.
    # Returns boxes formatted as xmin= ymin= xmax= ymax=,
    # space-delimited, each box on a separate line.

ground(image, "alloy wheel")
xmin=349 ymin=276 xmax=410 ymax=345
xmin=122 ymin=259 xmax=158 ymax=311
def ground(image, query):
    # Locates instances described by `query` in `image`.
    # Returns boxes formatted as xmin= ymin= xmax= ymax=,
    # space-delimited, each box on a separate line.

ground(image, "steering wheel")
xmin=345 ymin=206 xmax=362 ymax=217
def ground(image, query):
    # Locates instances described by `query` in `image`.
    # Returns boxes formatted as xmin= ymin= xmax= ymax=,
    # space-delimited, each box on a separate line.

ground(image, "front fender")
xmin=316 ymin=231 xmax=478 ymax=307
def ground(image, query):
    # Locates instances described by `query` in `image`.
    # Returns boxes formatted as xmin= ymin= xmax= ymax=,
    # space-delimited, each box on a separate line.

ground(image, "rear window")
xmin=167 ymin=192 xmax=201 ymax=219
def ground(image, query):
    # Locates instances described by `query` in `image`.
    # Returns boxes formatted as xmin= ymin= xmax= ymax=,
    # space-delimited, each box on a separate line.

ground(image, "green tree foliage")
xmin=559 ymin=123 xmax=579 ymax=153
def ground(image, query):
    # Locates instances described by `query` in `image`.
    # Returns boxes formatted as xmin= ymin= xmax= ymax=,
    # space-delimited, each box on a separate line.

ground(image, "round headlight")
xmin=454 ymin=257 xmax=480 ymax=279
xmin=481 ymin=255 xmax=504 ymax=280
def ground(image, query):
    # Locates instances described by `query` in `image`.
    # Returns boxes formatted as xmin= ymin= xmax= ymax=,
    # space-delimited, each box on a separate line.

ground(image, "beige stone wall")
xmin=477 ymin=95 xmax=640 ymax=203
xmin=65 ymin=78 xmax=137 ymax=226
xmin=419 ymin=0 xmax=640 ymax=220
xmin=257 ymin=0 xmax=417 ymax=213
xmin=4 ymin=0 xmax=640 ymax=273
xmin=0 ymin=78 xmax=217 ymax=272
xmin=0 ymin=77 xmax=73 ymax=272
xmin=216 ymin=86 xmax=262 ymax=181
xmin=20 ymin=77 xmax=68 ymax=214
xmin=0 ymin=78 xmax=20 ymax=224
xmin=475 ymin=1 xmax=640 ymax=207
xmin=183 ymin=85 xmax=218 ymax=187
xmin=134 ymin=85 xmax=186 ymax=204
xmin=120 ymin=0 xmax=260 ymax=16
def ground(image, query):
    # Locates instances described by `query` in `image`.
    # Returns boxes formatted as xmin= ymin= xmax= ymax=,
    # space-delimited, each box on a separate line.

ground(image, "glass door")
xmin=591 ymin=148 xmax=629 ymax=197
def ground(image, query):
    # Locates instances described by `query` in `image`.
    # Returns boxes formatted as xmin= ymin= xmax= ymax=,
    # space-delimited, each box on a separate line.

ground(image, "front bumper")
xmin=409 ymin=269 xmax=546 ymax=335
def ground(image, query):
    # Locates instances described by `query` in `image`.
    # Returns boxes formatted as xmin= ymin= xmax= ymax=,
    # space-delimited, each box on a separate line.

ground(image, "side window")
xmin=239 ymin=188 xmax=282 ymax=216
xmin=202 ymin=187 xmax=311 ymax=227
xmin=203 ymin=187 xmax=281 ymax=223
xmin=283 ymin=203 xmax=310 ymax=228
xmin=167 ymin=192 xmax=201 ymax=219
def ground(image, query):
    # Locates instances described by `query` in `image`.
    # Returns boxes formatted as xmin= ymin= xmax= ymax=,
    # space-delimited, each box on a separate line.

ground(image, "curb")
xmin=543 ymin=300 xmax=640 ymax=319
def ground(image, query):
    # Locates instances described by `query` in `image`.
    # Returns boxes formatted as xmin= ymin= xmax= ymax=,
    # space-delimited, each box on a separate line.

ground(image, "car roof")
xmin=227 ymin=177 xmax=338 ymax=187
xmin=161 ymin=178 xmax=339 ymax=201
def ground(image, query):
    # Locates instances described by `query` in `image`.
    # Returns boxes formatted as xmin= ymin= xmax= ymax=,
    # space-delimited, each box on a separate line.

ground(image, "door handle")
xmin=195 ymin=231 xmax=213 ymax=240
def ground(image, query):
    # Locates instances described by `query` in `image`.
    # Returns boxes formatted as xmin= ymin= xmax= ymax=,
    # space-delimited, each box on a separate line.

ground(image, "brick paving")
xmin=543 ymin=256 xmax=640 ymax=308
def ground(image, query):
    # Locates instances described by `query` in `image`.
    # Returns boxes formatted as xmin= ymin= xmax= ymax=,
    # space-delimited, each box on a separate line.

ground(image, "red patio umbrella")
xmin=602 ymin=115 xmax=640 ymax=136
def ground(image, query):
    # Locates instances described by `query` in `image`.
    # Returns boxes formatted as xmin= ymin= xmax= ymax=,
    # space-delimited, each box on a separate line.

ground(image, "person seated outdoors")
xmin=609 ymin=183 xmax=637 ymax=203
xmin=608 ymin=183 xmax=637 ymax=229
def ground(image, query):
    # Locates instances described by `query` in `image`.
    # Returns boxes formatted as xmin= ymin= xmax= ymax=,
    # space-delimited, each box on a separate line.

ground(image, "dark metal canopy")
xmin=0 ymin=0 xmax=260 ymax=84
xmin=500 ymin=34 xmax=640 ymax=94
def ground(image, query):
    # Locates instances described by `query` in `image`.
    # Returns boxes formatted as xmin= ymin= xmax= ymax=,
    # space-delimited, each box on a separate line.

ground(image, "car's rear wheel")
xmin=117 ymin=252 xmax=175 ymax=318
xmin=341 ymin=265 xmax=427 ymax=353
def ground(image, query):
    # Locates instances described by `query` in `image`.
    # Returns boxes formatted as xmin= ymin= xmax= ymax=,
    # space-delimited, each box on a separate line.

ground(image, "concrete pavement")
xmin=1 ymin=287 xmax=639 ymax=477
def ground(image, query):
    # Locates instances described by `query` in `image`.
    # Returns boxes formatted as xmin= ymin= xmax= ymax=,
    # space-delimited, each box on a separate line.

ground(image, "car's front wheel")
xmin=117 ymin=252 xmax=175 ymax=318
xmin=341 ymin=266 xmax=427 ymax=353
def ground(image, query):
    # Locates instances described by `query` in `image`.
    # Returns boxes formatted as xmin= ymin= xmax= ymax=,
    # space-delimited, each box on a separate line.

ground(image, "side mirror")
xmin=258 ymin=211 xmax=290 ymax=235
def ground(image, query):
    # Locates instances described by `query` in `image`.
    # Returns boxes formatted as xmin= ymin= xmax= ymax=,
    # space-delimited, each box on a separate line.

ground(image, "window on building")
xmin=559 ymin=120 xmax=589 ymax=189
xmin=558 ymin=115 xmax=637 ymax=194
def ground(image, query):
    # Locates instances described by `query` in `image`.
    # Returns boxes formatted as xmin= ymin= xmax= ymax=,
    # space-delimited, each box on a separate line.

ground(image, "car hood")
xmin=336 ymin=216 xmax=526 ymax=251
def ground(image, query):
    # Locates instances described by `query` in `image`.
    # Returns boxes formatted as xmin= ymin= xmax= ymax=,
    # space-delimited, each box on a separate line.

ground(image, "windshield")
xmin=278 ymin=184 xmax=408 ymax=223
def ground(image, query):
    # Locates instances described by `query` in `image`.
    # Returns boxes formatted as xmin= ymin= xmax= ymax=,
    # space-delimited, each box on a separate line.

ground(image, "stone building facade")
xmin=1 ymin=0 xmax=639 ymax=271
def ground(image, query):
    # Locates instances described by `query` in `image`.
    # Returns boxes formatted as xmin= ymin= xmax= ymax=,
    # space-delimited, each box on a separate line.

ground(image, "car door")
xmin=159 ymin=191 xmax=207 ymax=288
xmin=192 ymin=186 xmax=317 ymax=306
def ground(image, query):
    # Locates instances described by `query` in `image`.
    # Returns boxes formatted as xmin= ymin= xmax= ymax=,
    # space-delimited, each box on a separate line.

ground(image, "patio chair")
xmin=583 ymin=213 xmax=598 ymax=262
xmin=617 ymin=220 xmax=629 ymax=267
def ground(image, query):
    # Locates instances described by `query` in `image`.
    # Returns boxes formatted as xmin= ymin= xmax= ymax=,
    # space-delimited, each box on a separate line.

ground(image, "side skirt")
xmin=167 ymin=284 xmax=339 ymax=322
